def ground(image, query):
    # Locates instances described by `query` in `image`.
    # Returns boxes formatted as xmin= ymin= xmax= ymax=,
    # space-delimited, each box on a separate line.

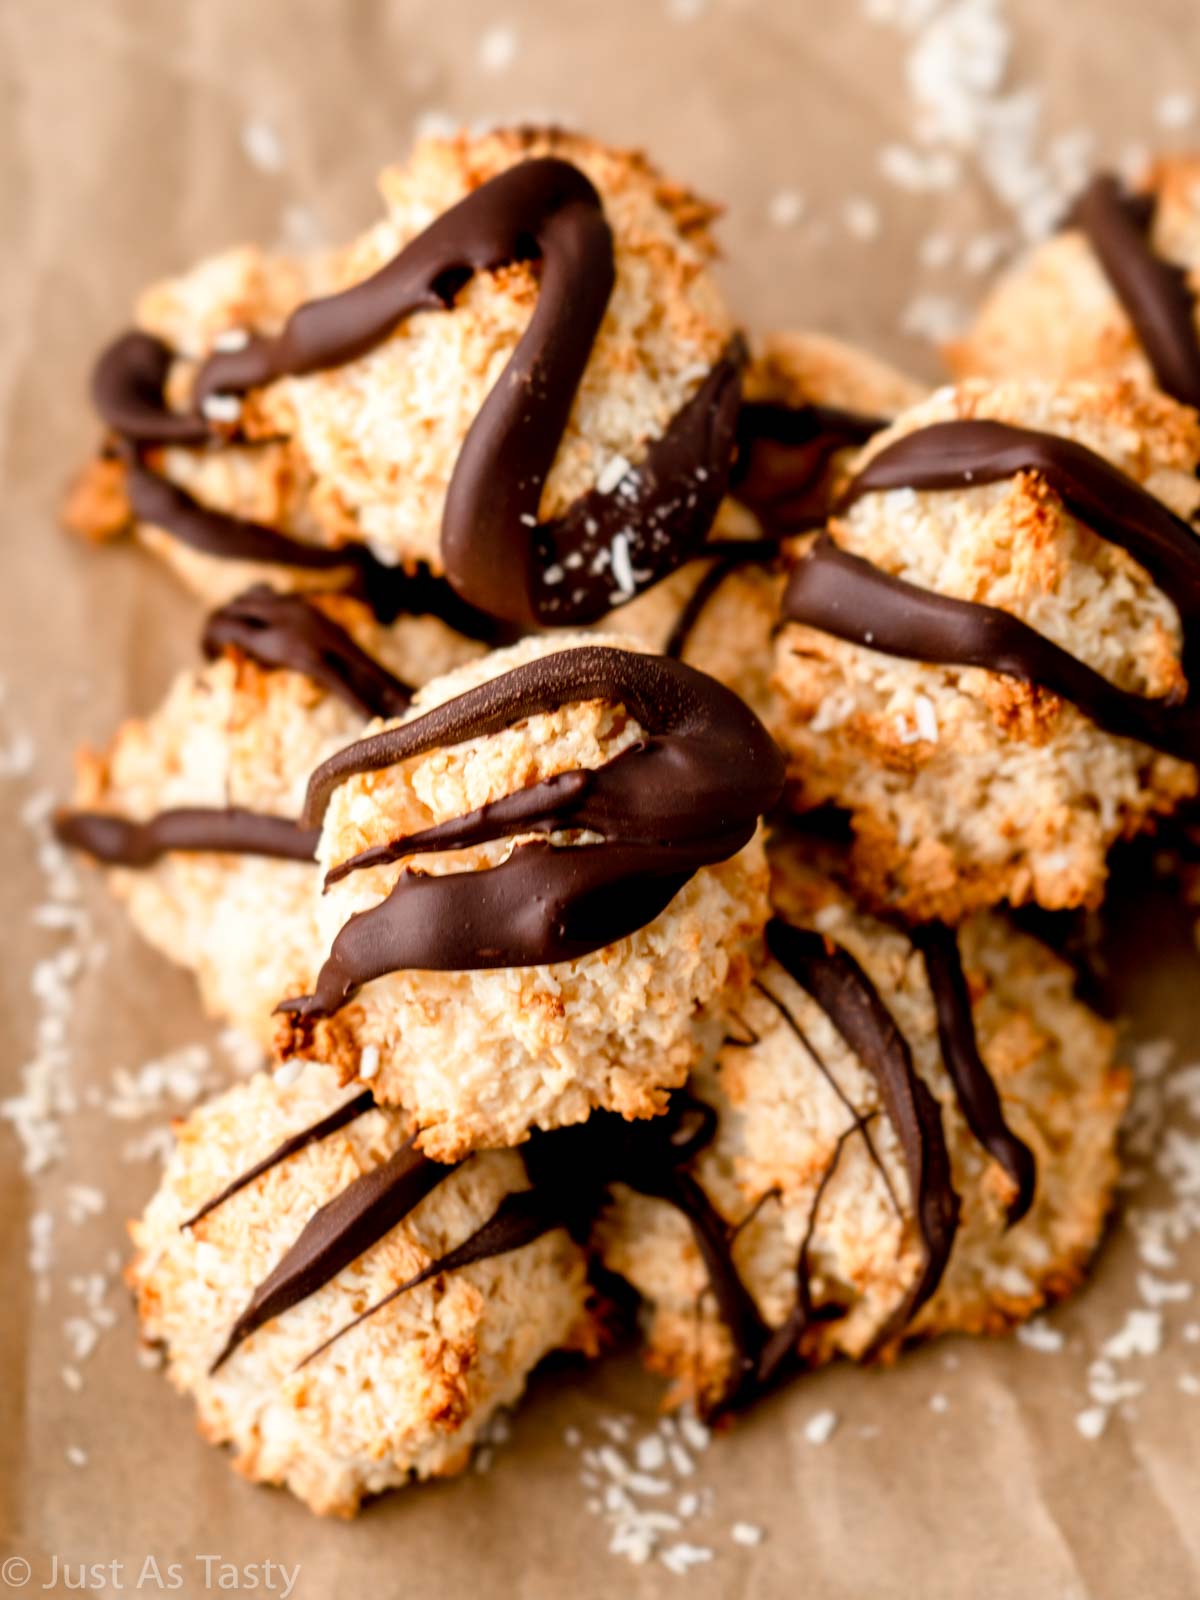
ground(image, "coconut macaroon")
xmin=63 ymin=243 xmax=350 ymax=609
xmin=772 ymin=377 xmax=1200 ymax=923
xmin=129 ymin=1065 xmax=591 ymax=1516
xmin=56 ymin=591 xmax=482 ymax=1046
xmin=593 ymin=843 xmax=1128 ymax=1409
xmin=600 ymin=330 xmax=926 ymax=723
xmin=68 ymin=126 xmax=740 ymax=624
xmin=947 ymin=158 xmax=1200 ymax=404
xmin=275 ymin=633 xmax=780 ymax=1162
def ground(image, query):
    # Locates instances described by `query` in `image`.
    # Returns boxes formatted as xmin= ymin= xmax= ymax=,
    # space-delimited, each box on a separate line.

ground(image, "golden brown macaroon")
xmin=772 ymin=377 xmax=1200 ymax=922
xmin=594 ymin=840 xmax=1128 ymax=1409
xmin=67 ymin=127 xmax=736 ymax=617
xmin=947 ymin=156 xmax=1200 ymax=398
xmin=275 ymin=633 xmax=774 ymax=1162
xmin=129 ymin=1064 xmax=591 ymax=1516
xmin=603 ymin=330 xmax=926 ymax=722
xmin=58 ymin=593 xmax=482 ymax=1046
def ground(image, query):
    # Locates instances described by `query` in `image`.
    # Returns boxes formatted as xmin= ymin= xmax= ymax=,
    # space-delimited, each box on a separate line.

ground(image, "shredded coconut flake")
xmin=1156 ymin=92 xmax=1196 ymax=130
xmin=1075 ymin=1406 xmax=1108 ymax=1441
xmin=1017 ymin=1319 xmax=1064 ymax=1353
xmin=610 ymin=533 xmax=637 ymax=598
xmin=804 ymin=1409 xmax=839 ymax=1445
xmin=844 ymin=196 xmax=882 ymax=241
xmin=768 ymin=189 xmax=807 ymax=227
xmin=200 ymin=393 xmax=241 ymax=425
xmin=240 ymin=118 xmax=285 ymax=175
xmin=1102 ymin=1309 xmax=1164 ymax=1362
xmin=478 ymin=25 xmax=518 ymax=73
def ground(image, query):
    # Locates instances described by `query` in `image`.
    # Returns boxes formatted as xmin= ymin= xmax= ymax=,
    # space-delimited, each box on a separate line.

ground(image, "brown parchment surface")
xmin=4 ymin=1 xmax=1200 ymax=1596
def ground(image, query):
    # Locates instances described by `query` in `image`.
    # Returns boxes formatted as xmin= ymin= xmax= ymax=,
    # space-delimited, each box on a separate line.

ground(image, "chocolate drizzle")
xmin=753 ymin=1120 xmax=861 ymax=1387
xmin=182 ymin=1089 xmax=377 ymax=1230
xmin=662 ymin=539 xmax=780 ymax=661
xmin=93 ymin=357 xmax=514 ymax=638
xmin=124 ymin=454 xmax=357 ymax=574
xmin=192 ymin=909 xmax=1016 ymax=1406
xmin=195 ymin=1089 xmax=730 ymax=1383
xmin=523 ymin=1095 xmax=774 ymax=1406
xmin=92 ymin=331 xmax=211 ymax=447
xmin=53 ymin=806 xmax=319 ymax=867
xmin=1073 ymin=174 xmax=1200 ymax=409
xmin=297 ymin=1185 xmax=568 ymax=1369
xmin=210 ymin=1137 xmax=452 ymax=1372
xmin=733 ymin=400 xmax=885 ymax=532
xmin=752 ymin=975 xmax=902 ymax=1213
xmin=655 ymin=398 xmax=889 ymax=662
xmin=93 ymin=158 xmax=744 ymax=627
xmin=281 ymin=646 xmax=784 ymax=1020
xmin=912 ymin=923 xmax=1036 ymax=1224
xmin=202 ymin=586 xmax=414 ymax=719
xmin=766 ymin=918 xmax=961 ymax=1353
xmin=784 ymin=418 xmax=1200 ymax=762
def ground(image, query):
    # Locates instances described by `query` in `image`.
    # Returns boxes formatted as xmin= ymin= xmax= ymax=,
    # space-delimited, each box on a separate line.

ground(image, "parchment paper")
xmin=4 ymin=2 xmax=1200 ymax=1595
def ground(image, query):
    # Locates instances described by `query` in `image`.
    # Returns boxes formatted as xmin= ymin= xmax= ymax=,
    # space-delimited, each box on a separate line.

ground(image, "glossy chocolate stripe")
xmin=766 ymin=918 xmax=961 ymax=1355
xmin=210 ymin=1138 xmax=453 ymax=1372
xmin=202 ymin=586 xmax=414 ymax=719
xmin=753 ymin=1118 xmax=861 ymax=1388
xmin=196 ymin=159 xmax=612 ymax=394
xmin=522 ymin=342 xmax=744 ymax=626
xmin=280 ymin=839 xmax=700 ymax=1019
xmin=297 ymin=1185 xmax=568 ymax=1368
xmin=784 ymin=535 xmax=1200 ymax=763
xmin=537 ymin=1098 xmax=769 ymax=1407
xmin=196 ymin=158 xmax=614 ymax=626
xmin=1073 ymin=173 xmax=1200 ymax=408
xmin=94 ymin=159 xmax=743 ymax=626
xmin=322 ymin=769 xmax=594 ymax=886
xmin=194 ymin=157 xmax=743 ymax=626
xmin=303 ymin=644 xmax=783 ymax=828
xmin=912 ymin=923 xmax=1036 ymax=1224
xmin=838 ymin=419 xmax=1200 ymax=674
xmin=93 ymin=358 xmax=520 ymax=638
xmin=92 ymin=331 xmax=211 ymax=446
xmin=126 ymin=458 xmax=357 ymax=571
xmin=181 ymin=1090 xmax=378 ymax=1230
xmin=54 ymin=806 xmax=319 ymax=866
xmin=281 ymin=648 xmax=782 ymax=1018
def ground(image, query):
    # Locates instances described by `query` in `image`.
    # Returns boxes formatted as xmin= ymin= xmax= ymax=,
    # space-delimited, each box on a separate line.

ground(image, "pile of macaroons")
xmin=57 ymin=127 xmax=1200 ymax=1515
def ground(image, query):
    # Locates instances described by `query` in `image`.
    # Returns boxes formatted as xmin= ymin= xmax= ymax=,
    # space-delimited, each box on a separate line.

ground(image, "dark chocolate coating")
xmin=784 ymin=418 xmax=1200 ymax=762
xmin=733 ymin=400 xmax=884 ymax=533
xmin=766 ymin=919 xmax=961 ymax=1355
xmin=194 ymin=1090 xmax=734 ymax=1384
xmin=202 ymin=586 xmax=414 ymax=719
xmin=53 ymin=807 xmax=319 ymax=866
xmin=210 ymin=1137 xmax=452 ymax=1372
xmin=912 ymin=923 xmax=1036 ymax=1223
xmin=297 ymin=1185 xmax=568 ymax=1368
xmin=92 ymin=331 xmax=211 ymax=447
xmin=181 ymin=1090 xmax=377 ymax=1230
xmin=281 ymin=646 xmax=784 ymax=1019
xmin=1073 ymin=173 xmax=1200 ymax=408
xmin=125 ymin=458 xmax=357 ymax=573
xmin=188 ymin=156 xmax=743 ymax=627
xmin=97 ymin=405 xmax=517 ymax=637
xmin=193 ymin=906 xmax=1011 ymax=1410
